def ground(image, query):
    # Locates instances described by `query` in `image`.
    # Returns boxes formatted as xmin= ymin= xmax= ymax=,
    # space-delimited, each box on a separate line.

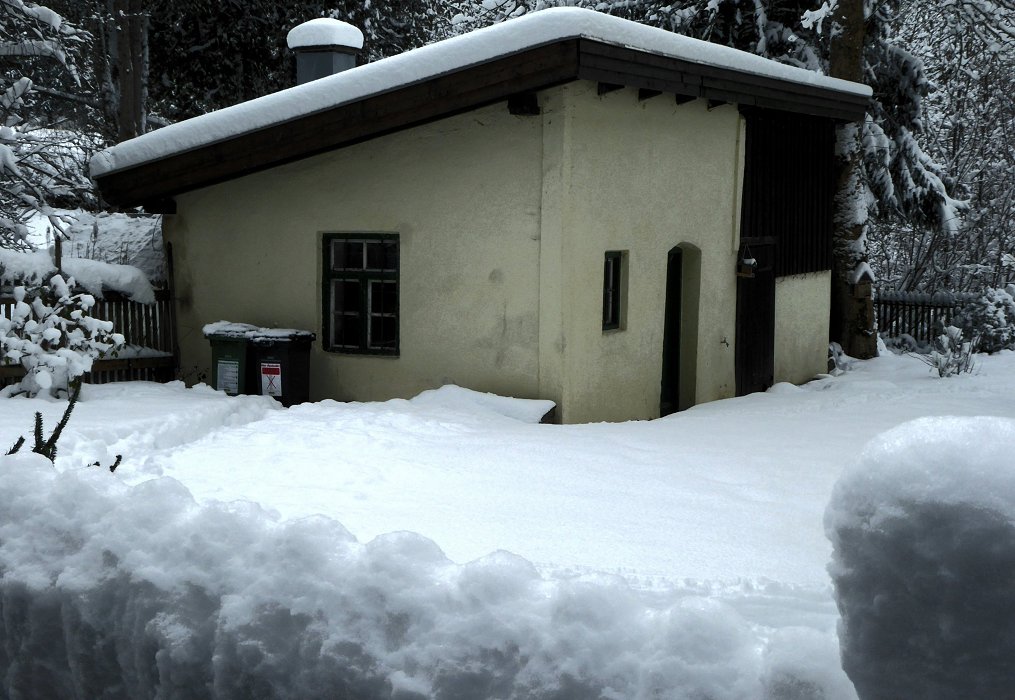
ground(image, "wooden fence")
xmin=874 ymin=290 xmax=977 ymax=344
xmin=0 ymin=288 xmax=176 ymax=388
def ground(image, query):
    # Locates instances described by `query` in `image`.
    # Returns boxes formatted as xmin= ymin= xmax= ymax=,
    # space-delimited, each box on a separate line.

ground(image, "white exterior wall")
xmin=774 ymin=271 xmax=831 ymax=385
xmin=166 ymin=101 xmax=545 ymax=404
xmin=163 ymin=82 xmax=781 ymax=423
xmin=543 ymin=83 xmax=743 ymax=423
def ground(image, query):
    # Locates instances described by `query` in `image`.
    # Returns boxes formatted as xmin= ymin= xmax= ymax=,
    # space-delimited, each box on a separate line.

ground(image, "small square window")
xmin=603 ymin=251 xmax=623 ymax=331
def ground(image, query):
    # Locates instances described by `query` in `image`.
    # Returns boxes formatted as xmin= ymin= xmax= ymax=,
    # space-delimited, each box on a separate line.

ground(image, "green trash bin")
xmin=203 ymin=322 xmax=259 ymax=396
xmin=247 ymin=329 xmax=316 ymax=407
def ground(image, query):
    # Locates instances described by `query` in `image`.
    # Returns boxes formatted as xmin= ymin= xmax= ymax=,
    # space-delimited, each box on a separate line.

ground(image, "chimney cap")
xmin=287 ymin=18 xmax=364 ymax=52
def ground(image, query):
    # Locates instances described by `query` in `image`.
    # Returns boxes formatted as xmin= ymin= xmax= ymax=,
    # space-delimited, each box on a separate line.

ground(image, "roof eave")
xmin=95 ymin=37 xmax=868 ymax=209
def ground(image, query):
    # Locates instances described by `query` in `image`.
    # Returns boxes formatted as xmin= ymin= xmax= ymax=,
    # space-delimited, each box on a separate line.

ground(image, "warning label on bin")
xmin=260 ymin=362 xmax=282 ymax=397
xmin=217 ymin=360 xmax=239 ymax=395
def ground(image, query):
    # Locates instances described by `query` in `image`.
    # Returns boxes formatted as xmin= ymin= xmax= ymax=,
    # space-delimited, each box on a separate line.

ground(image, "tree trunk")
xmin=113 ymin=0 xmax=148 ymax=142
xmin=828 ymin=0 xmax=878 ymax=359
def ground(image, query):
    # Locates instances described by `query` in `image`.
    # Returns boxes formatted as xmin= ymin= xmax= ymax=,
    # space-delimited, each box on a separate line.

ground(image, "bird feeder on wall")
xmin=736 ymin=244 xmax=757 ymax=278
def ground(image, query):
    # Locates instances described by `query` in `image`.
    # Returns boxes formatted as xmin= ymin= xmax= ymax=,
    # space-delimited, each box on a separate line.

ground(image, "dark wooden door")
xmin=735 ymin=242 xmax=775 ymax=396
xmin=660 ymin=247 xmax=682 ymax=416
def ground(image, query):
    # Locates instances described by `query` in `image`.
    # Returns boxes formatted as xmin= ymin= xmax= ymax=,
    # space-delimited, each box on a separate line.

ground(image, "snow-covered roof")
xmin=90 ymin=8 xmax=872 ymax=203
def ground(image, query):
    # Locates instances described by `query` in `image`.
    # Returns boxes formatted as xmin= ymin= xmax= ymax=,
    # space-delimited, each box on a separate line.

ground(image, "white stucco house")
xmin=90 ymin=8 xmax=870 ymax=423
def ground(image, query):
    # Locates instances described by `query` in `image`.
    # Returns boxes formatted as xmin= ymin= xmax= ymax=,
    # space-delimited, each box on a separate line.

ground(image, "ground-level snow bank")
xmin=0 ymin=454 xmax=852 ymax=700
xmin=1 ymin=382 xmax=280 ymax=470
xmin=826 ymin=416 xmax=1015 ymax=699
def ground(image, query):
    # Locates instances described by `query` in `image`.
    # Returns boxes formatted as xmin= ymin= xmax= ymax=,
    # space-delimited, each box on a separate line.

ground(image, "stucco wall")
xmin=545 ymin=83 xmax=742 ymax=423
xmin=165 ymin=100 xmax=545 ymax=403
xmin=165 ymin=83 xmax=752 ymax=422
xmin=774 ymin=271 xmax=831 ymax=385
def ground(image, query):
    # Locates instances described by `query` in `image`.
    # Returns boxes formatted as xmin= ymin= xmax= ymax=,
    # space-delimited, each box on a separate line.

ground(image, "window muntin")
xmin=330 ymin=238 xmax=398 ymax=272
xmin=603 ymin=251 xmax=623 ymax=331
xmin=324 ymin=234 xmax=399 ymax=355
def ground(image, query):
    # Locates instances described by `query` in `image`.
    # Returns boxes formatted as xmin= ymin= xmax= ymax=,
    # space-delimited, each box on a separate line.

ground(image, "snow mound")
xmin=766 ymin=382 xmax=805 ymax=395
xmin=0 ymin=456 xmax=851 ymax=699
xmin=50 ymin=209 xmax=164 ymax=283
xmin=409 ymin=384 xmax=555 ymax=423
xmin=62 ymin=258 xmax=155 ymax=304
xmin=0 ymin=249 xmax=52 ymax=285
xmin=825 ymin=416 xmax=1015 ymax=699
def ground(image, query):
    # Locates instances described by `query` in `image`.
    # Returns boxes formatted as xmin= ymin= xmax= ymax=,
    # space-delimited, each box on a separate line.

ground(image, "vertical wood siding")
xmin=740 ymin=107 xmax=835 ymax=277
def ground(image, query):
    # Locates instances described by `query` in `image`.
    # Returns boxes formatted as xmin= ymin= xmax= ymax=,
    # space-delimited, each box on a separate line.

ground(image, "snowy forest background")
xmin=0 ymin=0 xmax=1012 ymax=294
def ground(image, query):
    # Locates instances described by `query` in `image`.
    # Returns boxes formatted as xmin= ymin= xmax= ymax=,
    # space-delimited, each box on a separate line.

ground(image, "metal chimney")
xmin=286 ymin=18 xmax=364 ymax=85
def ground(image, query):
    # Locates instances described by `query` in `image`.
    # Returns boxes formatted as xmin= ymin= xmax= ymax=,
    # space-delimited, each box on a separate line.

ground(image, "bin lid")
xmin=203 ymin=321 xmax=316 ymax=342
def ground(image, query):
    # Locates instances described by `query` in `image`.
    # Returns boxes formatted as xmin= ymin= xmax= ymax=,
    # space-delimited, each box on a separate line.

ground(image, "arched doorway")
xmin=660 ymin=244 xmax=699 ymax=416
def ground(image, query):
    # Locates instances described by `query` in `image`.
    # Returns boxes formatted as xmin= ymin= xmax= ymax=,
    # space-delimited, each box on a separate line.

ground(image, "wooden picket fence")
xmin=0 ymin=288 xmax=177 ymax=388
xmin=874 ymin=289 xmax=978 ymax=344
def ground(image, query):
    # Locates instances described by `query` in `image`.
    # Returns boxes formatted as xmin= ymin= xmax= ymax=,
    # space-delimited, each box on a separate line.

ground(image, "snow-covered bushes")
xmin=1 ymin=275 xmax=123 ymax=398
xmin=954 ymin=285 xmax=1015 ymax=354
xmin=1 ymin=276 xmax=123 ymax=461
xmin=1 ymin=276 xmax=123 ymax=398
xmin=825 ymin=417 xmax=1015 ymax=699
xmin=913 ymin=325 xmax=976 ymax=377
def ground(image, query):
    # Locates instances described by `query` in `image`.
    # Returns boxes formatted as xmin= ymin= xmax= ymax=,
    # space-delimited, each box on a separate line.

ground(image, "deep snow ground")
xmin=2 ymin=351 xmax=1013 ymax=698
xmin=3 ymin=351 xmax=1013 ymax=626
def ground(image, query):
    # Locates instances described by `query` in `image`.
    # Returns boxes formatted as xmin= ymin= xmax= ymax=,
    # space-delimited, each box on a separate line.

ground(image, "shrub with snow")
xmin=954 ymin=285 xmax=1015 ymax=354
xmin=913 ymin=325 xmax=976 ymax=377
xmin=0 ymin=275 xmax=123 ymax=397
xmin=825 ymin=417 xmax=1015 ymax=699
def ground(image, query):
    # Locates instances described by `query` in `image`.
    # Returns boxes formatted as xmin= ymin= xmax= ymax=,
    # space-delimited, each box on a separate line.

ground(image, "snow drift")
xmin=0 ymin=453 xmax=850 ymax=699
xmin=825 ymin=416 xmax=1015 ymax=699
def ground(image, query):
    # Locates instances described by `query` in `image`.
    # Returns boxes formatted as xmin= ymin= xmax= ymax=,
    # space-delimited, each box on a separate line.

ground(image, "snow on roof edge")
xmin=90 ymin=8 xmax=872 ymax=179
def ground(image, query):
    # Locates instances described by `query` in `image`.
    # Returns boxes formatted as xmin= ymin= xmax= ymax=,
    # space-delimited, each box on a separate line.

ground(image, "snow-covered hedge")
xmin=954 ymin=285 xmax=1015 ymax=354
xmin=0 ymin=454 xmax=854 ymax=699
xmin=0 ymin=248 xmax=155 ymax=303
xmin=825 ymin=417 xmax=1015 ymax=699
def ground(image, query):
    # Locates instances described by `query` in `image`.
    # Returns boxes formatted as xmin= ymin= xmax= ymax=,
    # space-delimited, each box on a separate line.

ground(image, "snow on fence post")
xmin=825 ymin=417 xmax=1015 ymax=699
